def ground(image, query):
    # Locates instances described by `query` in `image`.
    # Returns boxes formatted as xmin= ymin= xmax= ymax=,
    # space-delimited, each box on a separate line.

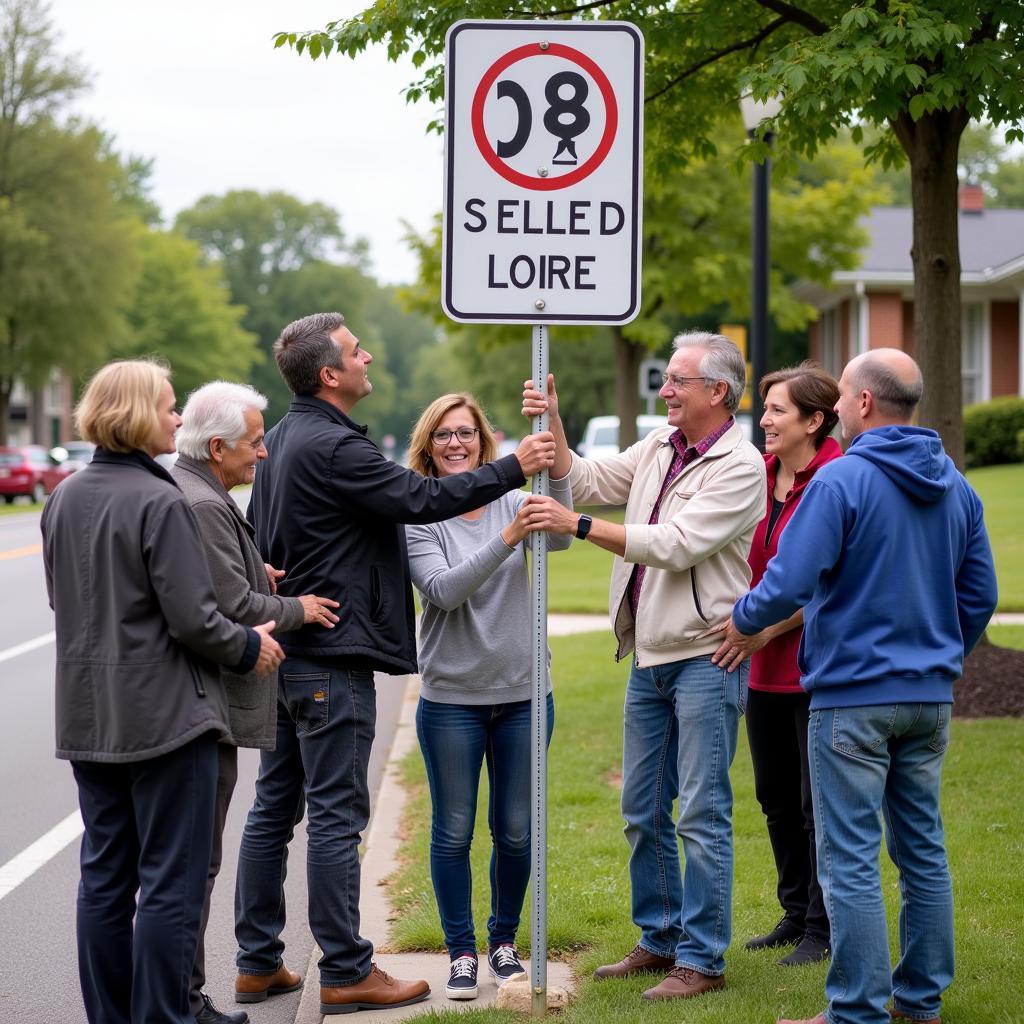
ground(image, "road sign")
xmin=639 ymin=357 xmax=667 ymax=398
xmin=442 ymin=20 xmax=644 ymax=324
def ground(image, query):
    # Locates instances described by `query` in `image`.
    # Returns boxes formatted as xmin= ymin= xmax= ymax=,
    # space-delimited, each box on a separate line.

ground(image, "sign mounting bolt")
xmin=535 ymin=299 xmax=546 ymax=310
xmin=539 ymin=41 xmax=549 ymax=51
xmin=538 ymin=167 xmax=549 ymax=177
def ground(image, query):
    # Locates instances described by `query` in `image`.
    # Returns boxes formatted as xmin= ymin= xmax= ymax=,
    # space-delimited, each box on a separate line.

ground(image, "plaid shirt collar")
xmin=669 ymin=415 xmax=735 ymax=463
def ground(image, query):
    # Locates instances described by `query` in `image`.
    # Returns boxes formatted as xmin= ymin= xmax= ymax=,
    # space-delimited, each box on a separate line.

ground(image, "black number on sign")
xmin=496 ymin=79 xmax=532 ymax=159
xmin=544 ymin=72 xmax=590 ymax=165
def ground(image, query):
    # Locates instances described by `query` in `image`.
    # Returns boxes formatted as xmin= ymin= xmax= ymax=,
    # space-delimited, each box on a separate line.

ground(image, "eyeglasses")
xmin=431 ymin=427 xmax=480 ymax=445
xmin=661 ymin=373 xmax=711 ymax=390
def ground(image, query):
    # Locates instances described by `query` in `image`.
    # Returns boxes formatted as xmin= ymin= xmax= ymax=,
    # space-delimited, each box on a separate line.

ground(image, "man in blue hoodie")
xmin=724 ymin=349 xmax=997 ymax=1024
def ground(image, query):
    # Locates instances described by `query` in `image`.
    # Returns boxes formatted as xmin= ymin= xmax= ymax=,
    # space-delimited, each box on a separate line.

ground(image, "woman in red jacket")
xmin=716 ymin=362 xmax=841 ymax=966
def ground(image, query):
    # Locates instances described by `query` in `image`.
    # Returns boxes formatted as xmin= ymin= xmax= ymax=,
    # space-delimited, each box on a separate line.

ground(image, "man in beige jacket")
xmin=521 ymin=332 xmax=765 ymax=1003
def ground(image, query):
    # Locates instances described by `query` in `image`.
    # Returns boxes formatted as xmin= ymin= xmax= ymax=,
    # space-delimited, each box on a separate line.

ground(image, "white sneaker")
xmin=445 ymin=955 xmax=479 ymax=999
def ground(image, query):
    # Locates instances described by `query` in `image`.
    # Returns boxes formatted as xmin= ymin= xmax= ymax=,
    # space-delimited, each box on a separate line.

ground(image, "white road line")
xmin=0 ymin=809 xmax=83 ymax=901
xmin=0 ymin=631 xmax=55 ymax=665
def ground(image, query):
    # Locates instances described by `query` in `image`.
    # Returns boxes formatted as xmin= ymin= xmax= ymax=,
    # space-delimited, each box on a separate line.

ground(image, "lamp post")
xmin=740 ymin=92 xmax=782 ymax=451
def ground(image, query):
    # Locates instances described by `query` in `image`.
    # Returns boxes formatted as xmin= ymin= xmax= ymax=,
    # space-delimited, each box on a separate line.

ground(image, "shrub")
xmin=963 ymin=397 xmax=1024 ymax=468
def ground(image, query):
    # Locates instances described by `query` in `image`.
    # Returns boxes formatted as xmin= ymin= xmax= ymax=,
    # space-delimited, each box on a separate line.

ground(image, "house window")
xmin=821 ymin=308 xmax=841 ymax=376
xmin=962 ymin=303 xmax=985 ymax=406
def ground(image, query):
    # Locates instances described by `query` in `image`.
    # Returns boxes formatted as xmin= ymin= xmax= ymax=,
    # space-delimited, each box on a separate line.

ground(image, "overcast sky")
xmin=48 ymin=0 xmax=443 ymax=284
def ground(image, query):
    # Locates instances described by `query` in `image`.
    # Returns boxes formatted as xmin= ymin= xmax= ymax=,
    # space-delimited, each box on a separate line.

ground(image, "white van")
xmin=577 ymin=412 xmax=754 ymax=459
xmin=576 ymin=415 xmax=667 ymax=459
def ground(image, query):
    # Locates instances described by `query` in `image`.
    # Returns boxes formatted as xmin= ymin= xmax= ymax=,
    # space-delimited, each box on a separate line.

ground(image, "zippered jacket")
xmin=249 ymin=395 xmax=527 ymax=675
xmin=566 ymin=421 xmax=766 ymax=667
xmin=747 ymin=438 xmax=842 ymax=692
xmin=41 ymin=451 xmax=258 ymax=763
xmin=733 ymin=426 xmax=998 ymax=709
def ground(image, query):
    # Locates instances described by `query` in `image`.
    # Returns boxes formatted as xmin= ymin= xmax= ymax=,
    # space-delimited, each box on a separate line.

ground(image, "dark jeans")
xmin=73 ymin=732 xmax=218 ymax=1024
xmin=190 ymin=743 xmax=239 ymax=1014
xmin=235 ymin=658 xmax=376 ymax=987
xmin=745 ymin=687 xmax=828 ymax=941
xmin=416 ymin=695 xmax=554 ymax=955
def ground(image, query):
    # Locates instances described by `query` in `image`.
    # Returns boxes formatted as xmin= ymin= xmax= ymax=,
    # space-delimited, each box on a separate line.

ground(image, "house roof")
xmin=856 ymin=206 xmax=1024 ymax=276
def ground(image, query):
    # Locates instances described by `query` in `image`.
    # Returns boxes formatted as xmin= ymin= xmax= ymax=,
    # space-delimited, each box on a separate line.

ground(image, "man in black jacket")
xmin=233 ymin=311 xmax=555 ymax=1016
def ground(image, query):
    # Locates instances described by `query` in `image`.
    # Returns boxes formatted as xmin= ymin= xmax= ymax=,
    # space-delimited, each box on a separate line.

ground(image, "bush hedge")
xmin=963 ymin=396 xmax=1024 ymax=468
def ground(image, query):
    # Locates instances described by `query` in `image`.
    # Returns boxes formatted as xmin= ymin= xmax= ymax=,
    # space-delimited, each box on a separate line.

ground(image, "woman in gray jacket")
xmin=40 ymin=359 xmax=283 ymax=1024
xmin=405 ymin=393 xmax=572 ymax=1001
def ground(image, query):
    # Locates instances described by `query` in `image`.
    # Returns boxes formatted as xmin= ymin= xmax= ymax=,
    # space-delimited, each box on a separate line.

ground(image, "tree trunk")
xmin=896 ymin=107 xmax=969 ymax=469
xmin=613 ymin=326 xmax=645 ymax=450
xmin=0 ymin=378 xmax=10 ymax=446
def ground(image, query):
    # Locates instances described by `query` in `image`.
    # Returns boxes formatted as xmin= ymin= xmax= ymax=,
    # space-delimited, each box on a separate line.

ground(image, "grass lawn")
xmin=0 ymin=499 xmax=43 ymax=516
xmin=385 ymin=632 xmax=1023 ymax=1024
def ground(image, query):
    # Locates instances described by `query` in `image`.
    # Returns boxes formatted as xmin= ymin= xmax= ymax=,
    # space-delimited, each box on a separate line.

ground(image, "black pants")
xmin=745 ymin=688 xmax=829 ymax=941
xmin=73 ymin=732 xmax=218 ymax=1024
xmin=190 ymin=743 xmax=239 ymax=1015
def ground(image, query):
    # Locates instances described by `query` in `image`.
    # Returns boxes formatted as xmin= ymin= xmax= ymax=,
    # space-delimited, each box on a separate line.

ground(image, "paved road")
xmin=0 ymin=507 xmax=407 ymax=1024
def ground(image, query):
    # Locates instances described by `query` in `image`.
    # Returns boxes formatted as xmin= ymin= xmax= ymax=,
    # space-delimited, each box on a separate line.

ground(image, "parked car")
xmin=41 ymin=441 xmax=96 ymax=496
xmin=577 ymin=412 xmax=754 ymax=460
xmin=0 ymin=445 xmax=54 ymax=504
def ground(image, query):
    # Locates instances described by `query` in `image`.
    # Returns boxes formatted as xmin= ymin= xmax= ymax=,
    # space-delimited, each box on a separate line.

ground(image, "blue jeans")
xmin=73 ymin=733 xmax=218 ymax=1024
xmin=416 ymin=694 xmax=554 ymax=955
xmin=235 ymin=659 xmax=376 ymax=987
xmin=621 ymin=655 xmax=745 ymax=976
xmin=809 ymin=703 xmax=953 ymax=1024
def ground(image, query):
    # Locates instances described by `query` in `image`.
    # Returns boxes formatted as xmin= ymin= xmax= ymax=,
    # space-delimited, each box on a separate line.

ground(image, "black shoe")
xmin=745 ymin=917 xmax=804 ymax=951
xmin=778 ymin=934 xmax=831 ymax=966
xmin=487 ymin=944 xmax=526 ymax=985
xmin=445 ymin=954 xmax=479 ymax=1000
xmin=196 ymin=992 xmax=249 ymax=1024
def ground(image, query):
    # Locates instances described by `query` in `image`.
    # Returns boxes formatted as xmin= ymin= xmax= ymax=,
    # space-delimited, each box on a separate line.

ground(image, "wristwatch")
xmin=575 ymin=513 xmax=593 ymax=541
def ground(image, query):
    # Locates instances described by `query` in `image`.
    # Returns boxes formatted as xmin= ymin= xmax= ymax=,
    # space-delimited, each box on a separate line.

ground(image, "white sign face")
xmin=442 ymin=20 xmax=644 ymax=325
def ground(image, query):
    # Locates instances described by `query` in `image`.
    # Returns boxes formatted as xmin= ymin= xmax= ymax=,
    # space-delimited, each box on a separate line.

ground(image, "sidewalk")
xmin=293 ymin=614 xmax=597 ymax=1022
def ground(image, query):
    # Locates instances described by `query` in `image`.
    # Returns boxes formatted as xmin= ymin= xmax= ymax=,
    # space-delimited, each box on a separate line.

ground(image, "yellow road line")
xmin=0 ymin=543 xmax=42 ymax=561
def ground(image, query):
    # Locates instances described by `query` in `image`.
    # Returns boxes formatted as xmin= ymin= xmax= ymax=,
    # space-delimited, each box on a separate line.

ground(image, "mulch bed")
xmin=954 ymin=636 xmax=1024 ymax=718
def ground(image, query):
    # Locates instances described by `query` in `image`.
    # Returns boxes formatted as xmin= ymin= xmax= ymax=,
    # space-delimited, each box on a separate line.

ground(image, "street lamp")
xmin=740 ymin=92 xmax=782 ymax=451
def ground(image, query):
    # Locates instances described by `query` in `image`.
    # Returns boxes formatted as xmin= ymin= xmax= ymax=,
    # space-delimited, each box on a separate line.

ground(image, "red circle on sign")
xmin=470 ymin=42 xmax=618 ymax=191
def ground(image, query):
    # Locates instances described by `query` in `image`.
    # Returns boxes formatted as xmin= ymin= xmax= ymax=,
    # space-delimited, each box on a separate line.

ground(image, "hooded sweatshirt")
xmin=732 ymin=426 xmax=998 ymax=710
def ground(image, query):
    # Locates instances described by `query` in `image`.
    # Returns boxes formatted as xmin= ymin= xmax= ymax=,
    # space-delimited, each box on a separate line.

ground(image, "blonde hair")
xmin=75 ymin=359 xmax=170 ymax=453
xmin=407 ymin=393 xmax=497 ymax=477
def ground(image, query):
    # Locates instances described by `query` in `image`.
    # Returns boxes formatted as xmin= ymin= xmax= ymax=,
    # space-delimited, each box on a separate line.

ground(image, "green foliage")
xmin=963 ymin=396 xmax=1024 ymax=468
xmin=114 ymin=227 xmax=260 ymax=402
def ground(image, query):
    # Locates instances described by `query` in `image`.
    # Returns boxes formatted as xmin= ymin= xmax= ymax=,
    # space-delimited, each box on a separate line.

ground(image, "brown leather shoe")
xmin=234 ymin=963 xmax=303 ymax=1003
xmin=642 ymin=966 xmax=725 ymax=1000
xmin=777 ymin=1015 xmax=826 ymax=1024
xmin=890 ymin=1010 xmax=941 ymax=1024
xmin=320 ymin=963 xmax=429 ymax=1015
xmin=594 ymin=944 xmax=675 ymax=980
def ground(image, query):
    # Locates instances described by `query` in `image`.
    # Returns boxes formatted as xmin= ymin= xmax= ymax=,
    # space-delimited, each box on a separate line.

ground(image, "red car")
xmin=41 ymin=441 xmax=95 ymax=496
xmin=0 ymin=445 xmax=53 ymax=504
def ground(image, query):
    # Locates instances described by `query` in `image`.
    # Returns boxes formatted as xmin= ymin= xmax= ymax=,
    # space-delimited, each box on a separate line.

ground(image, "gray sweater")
xmin=406 ymin=479 xmax=572 ymax=705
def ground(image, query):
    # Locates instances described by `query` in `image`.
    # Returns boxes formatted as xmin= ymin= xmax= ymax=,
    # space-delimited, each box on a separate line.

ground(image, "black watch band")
xmin=575 ymin=513 xmax=593 ymax=541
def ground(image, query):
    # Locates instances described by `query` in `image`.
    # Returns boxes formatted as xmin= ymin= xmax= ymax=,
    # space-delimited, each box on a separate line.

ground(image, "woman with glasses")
xmin=713 ymin=362 xmax=841 ymax=967
xmin=404 ymin=393 xmax=572 ymax=1001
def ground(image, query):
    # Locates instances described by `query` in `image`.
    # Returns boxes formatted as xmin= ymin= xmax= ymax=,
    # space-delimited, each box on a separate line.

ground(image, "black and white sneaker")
xmin=487 ymin=944 xmax=526 ymax=985
xmin=445 ymin=954 xmax=479 ymax=999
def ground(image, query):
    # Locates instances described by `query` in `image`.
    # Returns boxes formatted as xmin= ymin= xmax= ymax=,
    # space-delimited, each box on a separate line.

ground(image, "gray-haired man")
xmin=172 ymin=381 xmax=339 ymax=1024
xmin=521 ymin=332 xmax=766 ymax=1002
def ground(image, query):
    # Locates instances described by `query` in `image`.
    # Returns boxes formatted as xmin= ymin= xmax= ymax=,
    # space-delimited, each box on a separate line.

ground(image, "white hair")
xmin=176 ymin=381 xmax=267 ymax=460
xmin=671 ymin=331 xmax=747 ymax=413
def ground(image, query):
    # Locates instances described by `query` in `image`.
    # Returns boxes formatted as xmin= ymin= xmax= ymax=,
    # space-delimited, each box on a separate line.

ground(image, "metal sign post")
xmin=529 ymin=324 xmax=549 ymax=1017
xmin=442 ymin=20 xmax=643 ymax=1015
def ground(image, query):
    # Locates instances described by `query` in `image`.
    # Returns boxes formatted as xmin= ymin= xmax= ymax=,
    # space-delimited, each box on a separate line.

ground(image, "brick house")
xmin=798 ymin=185 xmax=1023 ymax=403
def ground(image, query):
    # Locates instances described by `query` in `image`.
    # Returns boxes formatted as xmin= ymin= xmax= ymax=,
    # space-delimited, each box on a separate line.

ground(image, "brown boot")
xmin=890 ymin=1010 xmax=941 ymax=1024
xmin=234 ymin=963 xmax=303 ymax=1003
xmin=594 ymin=944 xmax=675 ymax=980
xmin=319 ymin=963 xmax=429 ymax=1015
xmin=641 ymin=966 xmax=725 ymax=1001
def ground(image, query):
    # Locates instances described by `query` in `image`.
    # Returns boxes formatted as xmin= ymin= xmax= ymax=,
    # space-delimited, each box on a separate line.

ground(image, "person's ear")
xmin=807 ymin=411 xmax=824 ymax=435
xmin=320 ymin=364 xmax=339 ymax=390
xmin=209 ymin=437 xmax=225 ymax=464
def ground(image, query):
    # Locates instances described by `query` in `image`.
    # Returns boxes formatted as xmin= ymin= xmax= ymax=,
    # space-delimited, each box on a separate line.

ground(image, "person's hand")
xmin=253 ymin=620 xmax=285 ymax=675
xmin=711 ymin=615 xmax=770 ymax=673
xmin=299 ymin=594 xmax=341 ymax=627
xmin=517 ymin=494 xmax=581 ymax=536
xmin=513 ymin=432 xmax=556 ymax=476
xmin=265 ymin=563 xmax=285 ymax=594
xmin=522 ymin=373 xmax=559 ymax=421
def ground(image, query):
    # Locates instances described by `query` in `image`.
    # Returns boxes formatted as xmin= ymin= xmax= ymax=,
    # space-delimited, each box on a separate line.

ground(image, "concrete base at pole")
xmin=496 ymin=976 xmax=571 ymax=1015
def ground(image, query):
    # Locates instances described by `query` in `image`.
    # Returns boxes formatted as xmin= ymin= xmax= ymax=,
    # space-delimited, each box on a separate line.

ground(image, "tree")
xmin=0 ymin=0 xmax=139 ymax=442
xmin=281 ymin=1 xmax=1024 ymax=467
xmin=115 ymin=227 xmax=261 ymax=402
